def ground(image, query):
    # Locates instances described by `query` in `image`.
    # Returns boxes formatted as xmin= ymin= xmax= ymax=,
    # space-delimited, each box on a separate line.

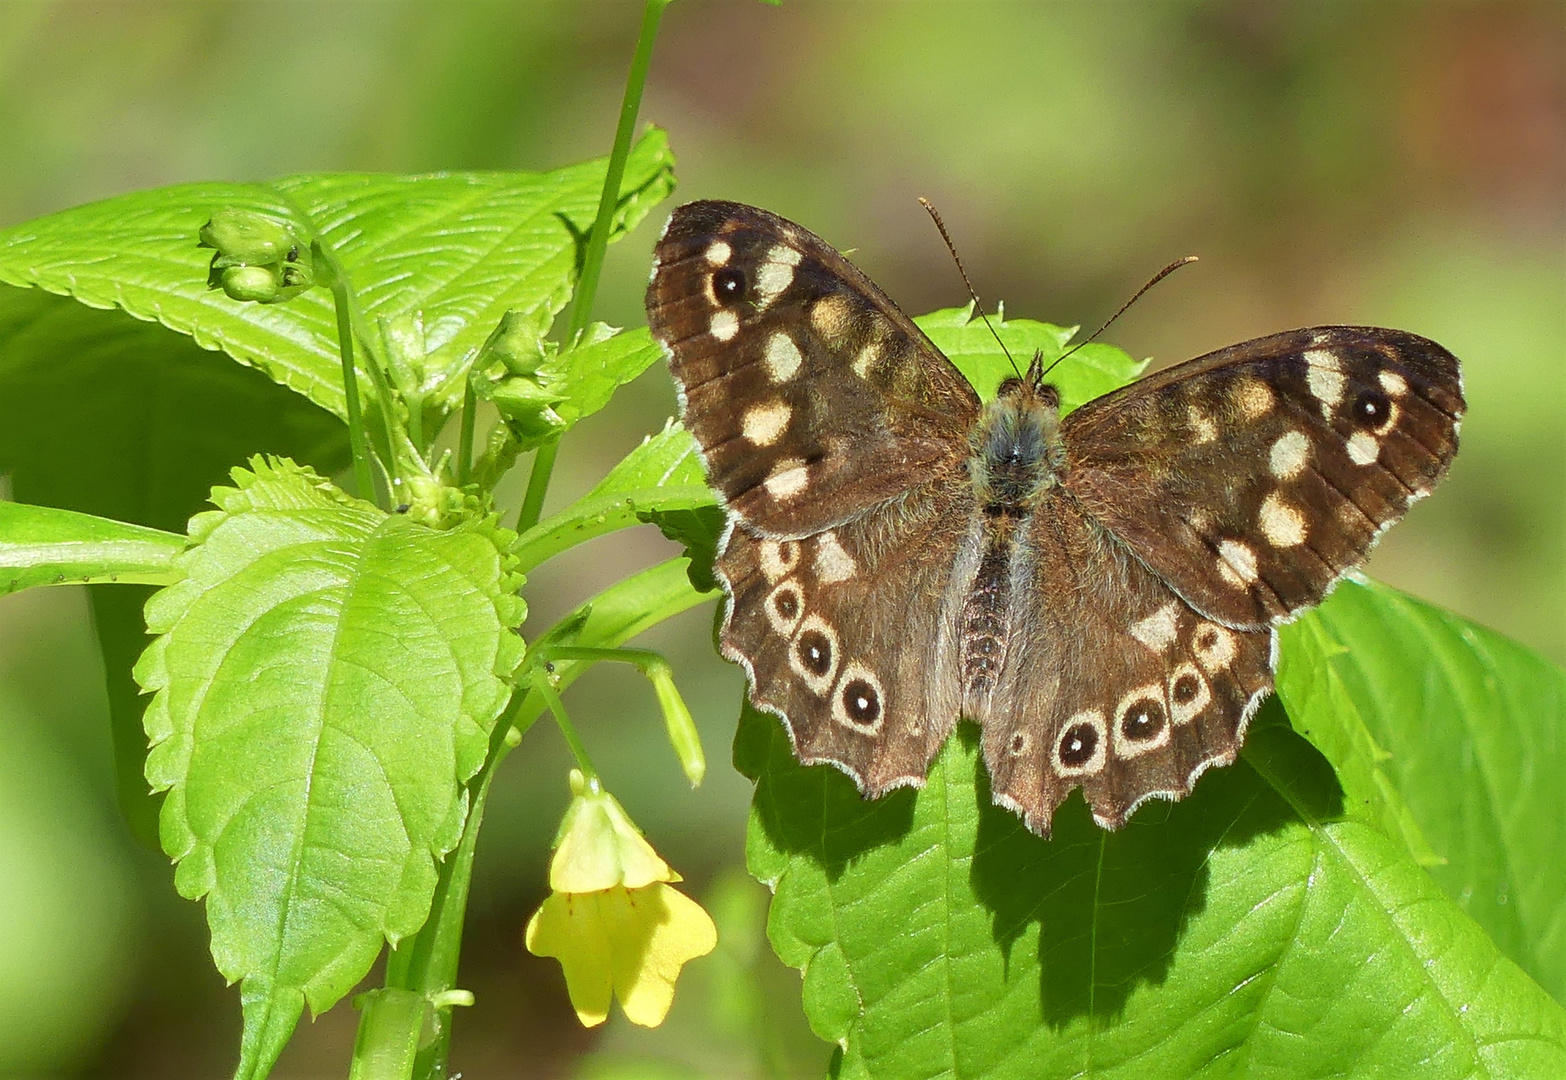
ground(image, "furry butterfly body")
xmin=646 ymin=200 xmax=1463 ymax=836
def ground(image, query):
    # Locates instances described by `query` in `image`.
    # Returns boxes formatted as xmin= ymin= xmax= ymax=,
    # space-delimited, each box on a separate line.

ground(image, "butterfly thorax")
xmin=960 ymin=380 xmax=1065 ymax=711
xmin=969 ymin=379 xmax=1065 ymax=514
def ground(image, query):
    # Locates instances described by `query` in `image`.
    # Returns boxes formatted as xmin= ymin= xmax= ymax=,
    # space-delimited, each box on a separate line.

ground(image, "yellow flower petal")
xmin=523 ymin=883 xmax=718 ymax=1029
xmin=607 ymin=882 xmax=718 ymax=1027
xmin=550 ymin=772 xmax=675 ymax=892
xmin=524 ymin=892 xmax=611 ymax=1027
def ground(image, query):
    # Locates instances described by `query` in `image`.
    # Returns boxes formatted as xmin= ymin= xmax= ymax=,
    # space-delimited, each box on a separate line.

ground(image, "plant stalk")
xmin=514 ymin=0 xmax=668 ymax=532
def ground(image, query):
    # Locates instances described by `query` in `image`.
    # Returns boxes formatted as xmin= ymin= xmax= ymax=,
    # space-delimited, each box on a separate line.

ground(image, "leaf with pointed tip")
xmin=512 ymin=421 xmax=713 ymax=572
xmin=135 ymin=458 xmax=525 ymax=1080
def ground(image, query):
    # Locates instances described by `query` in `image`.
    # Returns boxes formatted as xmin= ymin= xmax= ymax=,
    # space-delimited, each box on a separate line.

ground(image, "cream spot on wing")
xmin=1305 ymin=349 xmax=1345 ymax=414
xmin=831 ymin=662 xmax=885 ymax=734
xmin=765 ymin=332 xmax=803 ymax=382
xmin=763 ymin=458 xmax=810 ymax=500
xmin=1378 ymin=369 xmax=1408 ymax=396
xmin=1259 ymin=491 xmax=1307 ymax=547
xmin=810 ymin=294 xmax=853 ymax=338
xmin=1193 ymin=622 xmax=1237 ymax=671
xmin=758 ymin=539 xmax=800 ymax=581
xmin=704 ymin=240 xmax=732 ymax=266
xmin=741 ymin=400 xmax=791 ymax=446
xmin=1217 ymin=539 xmax=1259 ymax=587
xmin=1347 ymin=431 xmax=1380 ymax=465
xmin=1187 ymin=404 xmax=1218 ymax=444
xmin=1269 ymin=430 xmax=1310 ymax=480
xmin=1233 ymin=377 xmax=1275 ymax=419
xmin=754 ymin=246 xmax=798 ymax=310
xmin=1129 ymin=603 xmax=1180 ymax=653
xmin=1113 ymin=684 xmax=1172 ymax=758
xmin=1167 ymin=663 xmax=1211 ymax=725
xmin=813 ymin=531 xmax=857 ymax=583
xmin=1052 ymin=709 xmax=1108 ymax=777
xmin=710 ymin=310 xmax=739 ymax=342
xmin=853 ymin=341 xmax=881 ymax=378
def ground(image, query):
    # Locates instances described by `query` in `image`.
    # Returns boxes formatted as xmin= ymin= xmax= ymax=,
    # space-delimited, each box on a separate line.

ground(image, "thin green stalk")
xmin=458 ymin=378 xmax=476 ymax=487
xmin=515 ymin=0 xmax=668 ymax=532
xmin=537 ymin=675 xmax=598 ymax=780
xmin=329 ymin=276 xmax=376 ymax=503
xmin=515 ymin=441 xmax=557 ymax=532
xmin=531 ymin=644 xmax=665 ymax=672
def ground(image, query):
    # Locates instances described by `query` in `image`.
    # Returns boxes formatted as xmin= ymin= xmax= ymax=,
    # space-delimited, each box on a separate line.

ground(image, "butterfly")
xmin=645 ymin=200 xmax=1464 ymax=836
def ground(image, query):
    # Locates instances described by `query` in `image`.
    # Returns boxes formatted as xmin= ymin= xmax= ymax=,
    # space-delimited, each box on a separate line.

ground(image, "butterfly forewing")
xmin=647 ymin=200 xmax=980 ymax=538
xmin=1061 ymin=326 xmax=1464 ymax=629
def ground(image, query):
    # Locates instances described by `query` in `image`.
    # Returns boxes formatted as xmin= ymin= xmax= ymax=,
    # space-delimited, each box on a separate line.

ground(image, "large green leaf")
xmin=0 ymin=128 xmax=675 ymax=420
xmin=740 ymin=700 xmax=1566 ymax=1079
xmin=1278 ymin=577 xmax=1566 ymax=1001
xmin=0 ymin=502 xmax=184 ymax=593
xmin=135 ymin=458 xmax=524 ymax=1080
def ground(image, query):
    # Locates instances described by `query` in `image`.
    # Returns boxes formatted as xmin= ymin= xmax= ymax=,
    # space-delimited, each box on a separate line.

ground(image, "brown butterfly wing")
xmin=646 ymin=200 xmax=979 ymax=538
xmin=1061 ymin=326 xmax=1464 ymax=629
xmin=977 ymin=495 xmax=1273 ymax=834
xmin=716 ymin=472 xmax=976 ymax=795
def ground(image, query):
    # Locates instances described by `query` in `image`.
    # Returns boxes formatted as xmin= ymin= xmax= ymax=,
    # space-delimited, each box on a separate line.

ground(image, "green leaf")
xmin=1278 ymin=577 xmax=1566 ymax=1001
xmin=0 ymin=284 xmax=350 ymax=844
xmin=740 ymin=701 xmax=1566 ymax=1078
xmin=0 ymin=501 xmax=185 ymax=593
xmin=0 ymin=128 xmax=675 ymax=421
xmin=135 ymin=458 xmax=524 ymax=1080
xmin=915 ymin=305 xmax=1144 ymax=411
xmin=512 ymin=420 xmax=714 ymax=573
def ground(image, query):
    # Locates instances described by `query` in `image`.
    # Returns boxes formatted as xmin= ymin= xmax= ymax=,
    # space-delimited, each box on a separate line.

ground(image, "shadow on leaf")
xmin=970 ymin=698 xmax=1345 ymax=1027
xmin=735 ymin=699 xmax=917 ymax=882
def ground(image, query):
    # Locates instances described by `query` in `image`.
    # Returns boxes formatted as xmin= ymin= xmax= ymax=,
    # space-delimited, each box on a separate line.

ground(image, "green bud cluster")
xmin=199 ymin=208 xmax=316 ymax=304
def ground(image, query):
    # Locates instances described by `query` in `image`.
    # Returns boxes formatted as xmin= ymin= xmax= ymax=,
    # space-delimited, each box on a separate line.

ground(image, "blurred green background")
xmin=0 ymin=1 xmax=1560 ymax=1077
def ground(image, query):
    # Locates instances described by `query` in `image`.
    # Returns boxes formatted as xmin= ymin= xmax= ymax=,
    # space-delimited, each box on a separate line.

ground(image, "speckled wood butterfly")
xmin=646 ymin=200 xmax=1463 ymax=836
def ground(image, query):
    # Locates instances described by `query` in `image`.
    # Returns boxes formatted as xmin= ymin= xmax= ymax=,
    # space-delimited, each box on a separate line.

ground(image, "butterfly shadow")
xmin=967 ymin=699 xmax=1346 ymax=1028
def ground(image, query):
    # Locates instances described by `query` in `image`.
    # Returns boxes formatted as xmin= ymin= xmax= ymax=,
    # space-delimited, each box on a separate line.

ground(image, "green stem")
xmin=537 ymin=675 xmax=598 ymax=780
xmin=330 ymin=275 xmax=376 ymax=503
xmin=514 ymin=441 xmax=558 ymax=532
xmin=514 ymin=0 xmax=668 ymax=532
xmin=458 ymin=378 xmax=476 ymax=487
xmin=532 ymin=644 xmax=665 ymax=676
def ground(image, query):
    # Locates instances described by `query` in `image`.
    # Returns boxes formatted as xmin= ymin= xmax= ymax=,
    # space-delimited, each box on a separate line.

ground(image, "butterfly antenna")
xmin=919 ymin=197 xmax=1020 ymax=380
xmin=1042 ymin=255 xmax=1199 ymax=379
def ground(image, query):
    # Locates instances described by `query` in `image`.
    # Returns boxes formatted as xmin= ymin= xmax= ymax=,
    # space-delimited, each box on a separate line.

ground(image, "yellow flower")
xmin=525 ymin=771 xmax=717 ymax=1027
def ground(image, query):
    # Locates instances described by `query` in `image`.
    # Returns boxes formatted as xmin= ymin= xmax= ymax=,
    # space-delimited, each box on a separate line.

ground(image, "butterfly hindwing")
xmin=977 ymin=497 xmax=1273 ymax=832
xmin=647 ymin=200 xmax=980 ymax=538
xmin=1061 ymin=326 xmax=1463 ymax=629
xmin=716 ymin=472 xmax=975 ymax=795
